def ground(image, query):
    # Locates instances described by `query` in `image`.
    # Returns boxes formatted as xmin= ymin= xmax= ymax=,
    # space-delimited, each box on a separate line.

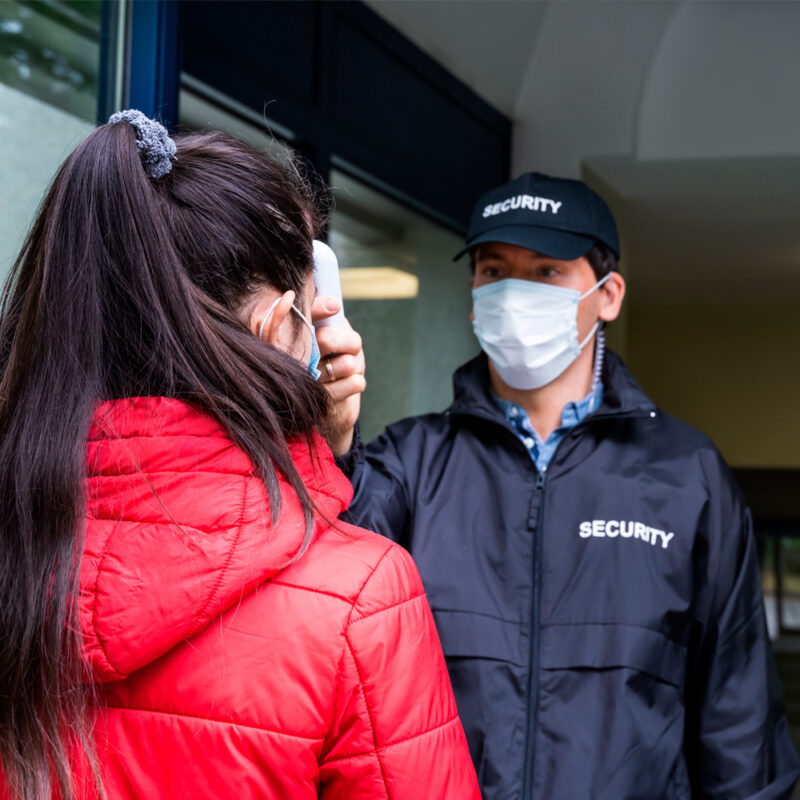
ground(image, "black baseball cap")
xmin=454 ymin=172 xmax=620 ymax=261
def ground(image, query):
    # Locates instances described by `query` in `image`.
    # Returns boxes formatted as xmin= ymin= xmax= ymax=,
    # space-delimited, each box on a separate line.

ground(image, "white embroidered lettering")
xmin=577 ymin=520 xmax=676 ymax=551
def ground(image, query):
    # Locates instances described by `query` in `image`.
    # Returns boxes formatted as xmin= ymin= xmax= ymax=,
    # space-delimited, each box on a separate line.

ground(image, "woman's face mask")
xmin=471 ymin=274 xmax=610 ymax=390
xmin=291 ymin=305 xmax=322 ymax=381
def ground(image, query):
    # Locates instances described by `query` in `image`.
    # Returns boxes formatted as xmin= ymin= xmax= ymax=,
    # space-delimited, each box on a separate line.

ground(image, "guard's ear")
xmin=598 ymin=272 xmax=626 ymax=323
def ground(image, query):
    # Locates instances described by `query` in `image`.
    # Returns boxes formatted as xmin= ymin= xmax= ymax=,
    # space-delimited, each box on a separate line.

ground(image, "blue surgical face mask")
xmin=309 ymin=332 xmax=321 ymax=380
xmin=257 ymin=299 xmax=322 ymax=380
xmin=294 ymin=306 xmax=322 ymax=381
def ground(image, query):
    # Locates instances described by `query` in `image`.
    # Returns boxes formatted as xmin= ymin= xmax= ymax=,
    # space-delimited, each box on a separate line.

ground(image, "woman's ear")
xmin=250 ymin=290 xmax=296 ymax=349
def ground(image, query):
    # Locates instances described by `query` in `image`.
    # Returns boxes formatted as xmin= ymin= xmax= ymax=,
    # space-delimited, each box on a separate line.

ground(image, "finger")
xmin=323 ymin=374 xmax=367 ymax=403
xmin=319 ymin=354 xmax=363 ymax=384
xmin=311 ymin=296 xmax=341 ymax=324
xmin=315 ymin=325 xmax=362 ymax=358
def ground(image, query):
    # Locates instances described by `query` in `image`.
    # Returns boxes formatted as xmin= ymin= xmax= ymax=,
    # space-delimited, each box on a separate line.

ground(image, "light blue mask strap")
xmin=291 ymin=304 xmax=313 ymax=330
xmin=578 ymin=272 xmax=612 ymax=301
xmin=578 ymin=321 xmax=601 ymax=351
xmin=576 ymin=274 xmax=611 ymax=349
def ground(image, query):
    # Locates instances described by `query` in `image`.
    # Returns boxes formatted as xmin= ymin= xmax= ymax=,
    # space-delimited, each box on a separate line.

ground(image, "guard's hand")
xmin=312 ymin=297 xmax=366 ymax=456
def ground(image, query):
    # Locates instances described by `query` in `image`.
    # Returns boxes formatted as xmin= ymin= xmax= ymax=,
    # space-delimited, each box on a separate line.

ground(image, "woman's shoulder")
xmin=274 ymin=521 xmax=423 ymax=612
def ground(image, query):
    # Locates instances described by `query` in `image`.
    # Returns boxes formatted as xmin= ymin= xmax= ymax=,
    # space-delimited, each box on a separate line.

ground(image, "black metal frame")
xmin=129 ymin=0 xmax=182 ymax=130
xmin=737 ymin=468 xmax=800 ymax=638
xmin=180 ymin=0 xmax=511 ymax=233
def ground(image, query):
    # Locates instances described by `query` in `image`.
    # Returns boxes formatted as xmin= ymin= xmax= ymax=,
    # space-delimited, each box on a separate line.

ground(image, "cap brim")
xmin=453 ymin=225 xmax=596 ymax=262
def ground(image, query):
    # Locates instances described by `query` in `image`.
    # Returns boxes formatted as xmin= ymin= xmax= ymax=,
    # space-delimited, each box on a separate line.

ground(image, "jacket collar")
xmin=448 ymin=350 xmax=655 ymax=423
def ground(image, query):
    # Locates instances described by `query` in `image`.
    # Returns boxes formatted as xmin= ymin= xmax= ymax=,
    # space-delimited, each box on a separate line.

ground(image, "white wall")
xmin=512 ymin=1 xmax=800 ymax=175
xmin=512 ymin=1 xmax=676 ymax=178
xmin=636 ymin=2 xmax=800 ymax=160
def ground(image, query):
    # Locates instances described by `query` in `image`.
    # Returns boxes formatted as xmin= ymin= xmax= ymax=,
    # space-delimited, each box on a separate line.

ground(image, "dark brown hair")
xmin=0 ymin=123 xmax=329 ymax=799
xmin=584 ymin=242 xmax=619 ymax=280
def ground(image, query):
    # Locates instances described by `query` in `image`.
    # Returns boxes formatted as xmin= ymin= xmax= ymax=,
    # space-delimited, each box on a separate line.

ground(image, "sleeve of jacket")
xmin=336 ymin=422 xmax=412 ymax=546
xmin=686 ymin=450 xmax=800 ymax=799
xmin=318 ymin=542 xmax=480 ymax=800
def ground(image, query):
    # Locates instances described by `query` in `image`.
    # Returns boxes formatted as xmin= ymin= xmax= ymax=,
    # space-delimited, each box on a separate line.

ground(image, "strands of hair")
xmin=0 ymin=122 xmax=330 ymax=799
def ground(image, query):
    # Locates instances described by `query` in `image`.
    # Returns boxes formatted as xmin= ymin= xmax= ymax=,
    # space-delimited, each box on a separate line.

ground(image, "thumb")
xmin=311 ymin=295 xmax=341 ymax=324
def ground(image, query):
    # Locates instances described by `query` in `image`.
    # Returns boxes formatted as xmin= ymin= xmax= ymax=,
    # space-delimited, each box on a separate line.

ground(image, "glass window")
xmin=760 ymin=531 xmax=800 ymax=639
xmin=0 ymin=0 xmax=121 ymax=282
xmin=177 ymin=96 xmax=479 ymax=440
xmin=328 ymin=169 xmax=477 ymax=440
xmin=179 ymin=78 xmax=294 ymax=156
xmin=0 ymin=1 xmax=102 ymax=120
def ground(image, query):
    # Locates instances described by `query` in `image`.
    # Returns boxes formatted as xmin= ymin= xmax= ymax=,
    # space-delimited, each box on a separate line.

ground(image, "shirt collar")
xmin=492 ymin=331 xmax=606 ymax=427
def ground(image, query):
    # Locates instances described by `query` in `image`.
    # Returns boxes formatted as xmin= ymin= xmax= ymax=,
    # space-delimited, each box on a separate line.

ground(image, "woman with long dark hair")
xmin=0 ymin=111 xmax=479 ymax=800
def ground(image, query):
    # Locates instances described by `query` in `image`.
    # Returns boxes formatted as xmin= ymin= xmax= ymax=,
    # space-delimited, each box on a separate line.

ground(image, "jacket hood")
xmin=448 ymin=350 xmax=655 ymax=421
xmin=80 ymin=397 xmax=352 ymax=683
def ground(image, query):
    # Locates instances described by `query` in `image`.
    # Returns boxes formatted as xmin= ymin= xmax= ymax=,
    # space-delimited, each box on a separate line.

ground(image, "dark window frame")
xmin=179 ymin=0 xmax=511 ymax=234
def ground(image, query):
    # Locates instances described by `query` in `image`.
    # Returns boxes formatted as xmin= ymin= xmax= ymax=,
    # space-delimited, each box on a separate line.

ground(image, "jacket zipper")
xmin=522 ymin=466 xmax=546 ymax=800
xmin=451 ymin=406 xmax=655 ymax=797
xmin=517 ymin=413 xmax=653 ymax=799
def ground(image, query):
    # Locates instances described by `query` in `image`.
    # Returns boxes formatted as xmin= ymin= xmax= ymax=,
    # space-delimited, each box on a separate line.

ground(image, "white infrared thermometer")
xmin=312 ymin=239 xmax=346 ymax=329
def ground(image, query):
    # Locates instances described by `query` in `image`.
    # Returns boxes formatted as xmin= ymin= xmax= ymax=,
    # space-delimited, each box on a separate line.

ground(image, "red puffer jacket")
xmin=77 ymin=397 xmax=479 ymax=799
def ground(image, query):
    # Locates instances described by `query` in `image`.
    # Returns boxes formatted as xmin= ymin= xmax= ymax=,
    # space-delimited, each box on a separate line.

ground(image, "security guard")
xmin=314 ymin=172 xmax=800 ymax=799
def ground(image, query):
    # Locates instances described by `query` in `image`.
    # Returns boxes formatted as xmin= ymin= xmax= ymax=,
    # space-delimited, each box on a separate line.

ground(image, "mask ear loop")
xmin=258 ymin=296 xmax=283 ymax=341
xmin=290 ymin=305 xmax=314 ymax=332
xmin=576 ymin=272 xmax=613 ymax=350
xmin=578 ymin=271 xmax=612 ymax=301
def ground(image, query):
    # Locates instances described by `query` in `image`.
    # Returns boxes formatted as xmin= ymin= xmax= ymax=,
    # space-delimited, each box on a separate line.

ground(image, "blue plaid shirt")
xmin=493 ymin=385 xmax=603 ymax=474
xmin=492 ymin=335 xmax=605 ymax=474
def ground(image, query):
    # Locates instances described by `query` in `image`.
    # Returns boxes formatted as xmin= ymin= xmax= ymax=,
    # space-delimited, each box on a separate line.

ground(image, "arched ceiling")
xmin=636 ymin=1 xmax=800 ymax=160
xmin=365 ymin=0 xmax=548 ymax=116
xmin=366 ymin=0 xmax=800 ymax=304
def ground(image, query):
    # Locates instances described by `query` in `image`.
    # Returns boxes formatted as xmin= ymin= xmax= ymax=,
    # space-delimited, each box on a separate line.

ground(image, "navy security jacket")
xmin=338 ymin=351 xmax=800 ymax=800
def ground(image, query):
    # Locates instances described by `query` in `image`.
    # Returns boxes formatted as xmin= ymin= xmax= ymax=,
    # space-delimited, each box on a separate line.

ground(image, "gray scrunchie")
xmin=107 ymin=109 xmax=177 ymax=179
